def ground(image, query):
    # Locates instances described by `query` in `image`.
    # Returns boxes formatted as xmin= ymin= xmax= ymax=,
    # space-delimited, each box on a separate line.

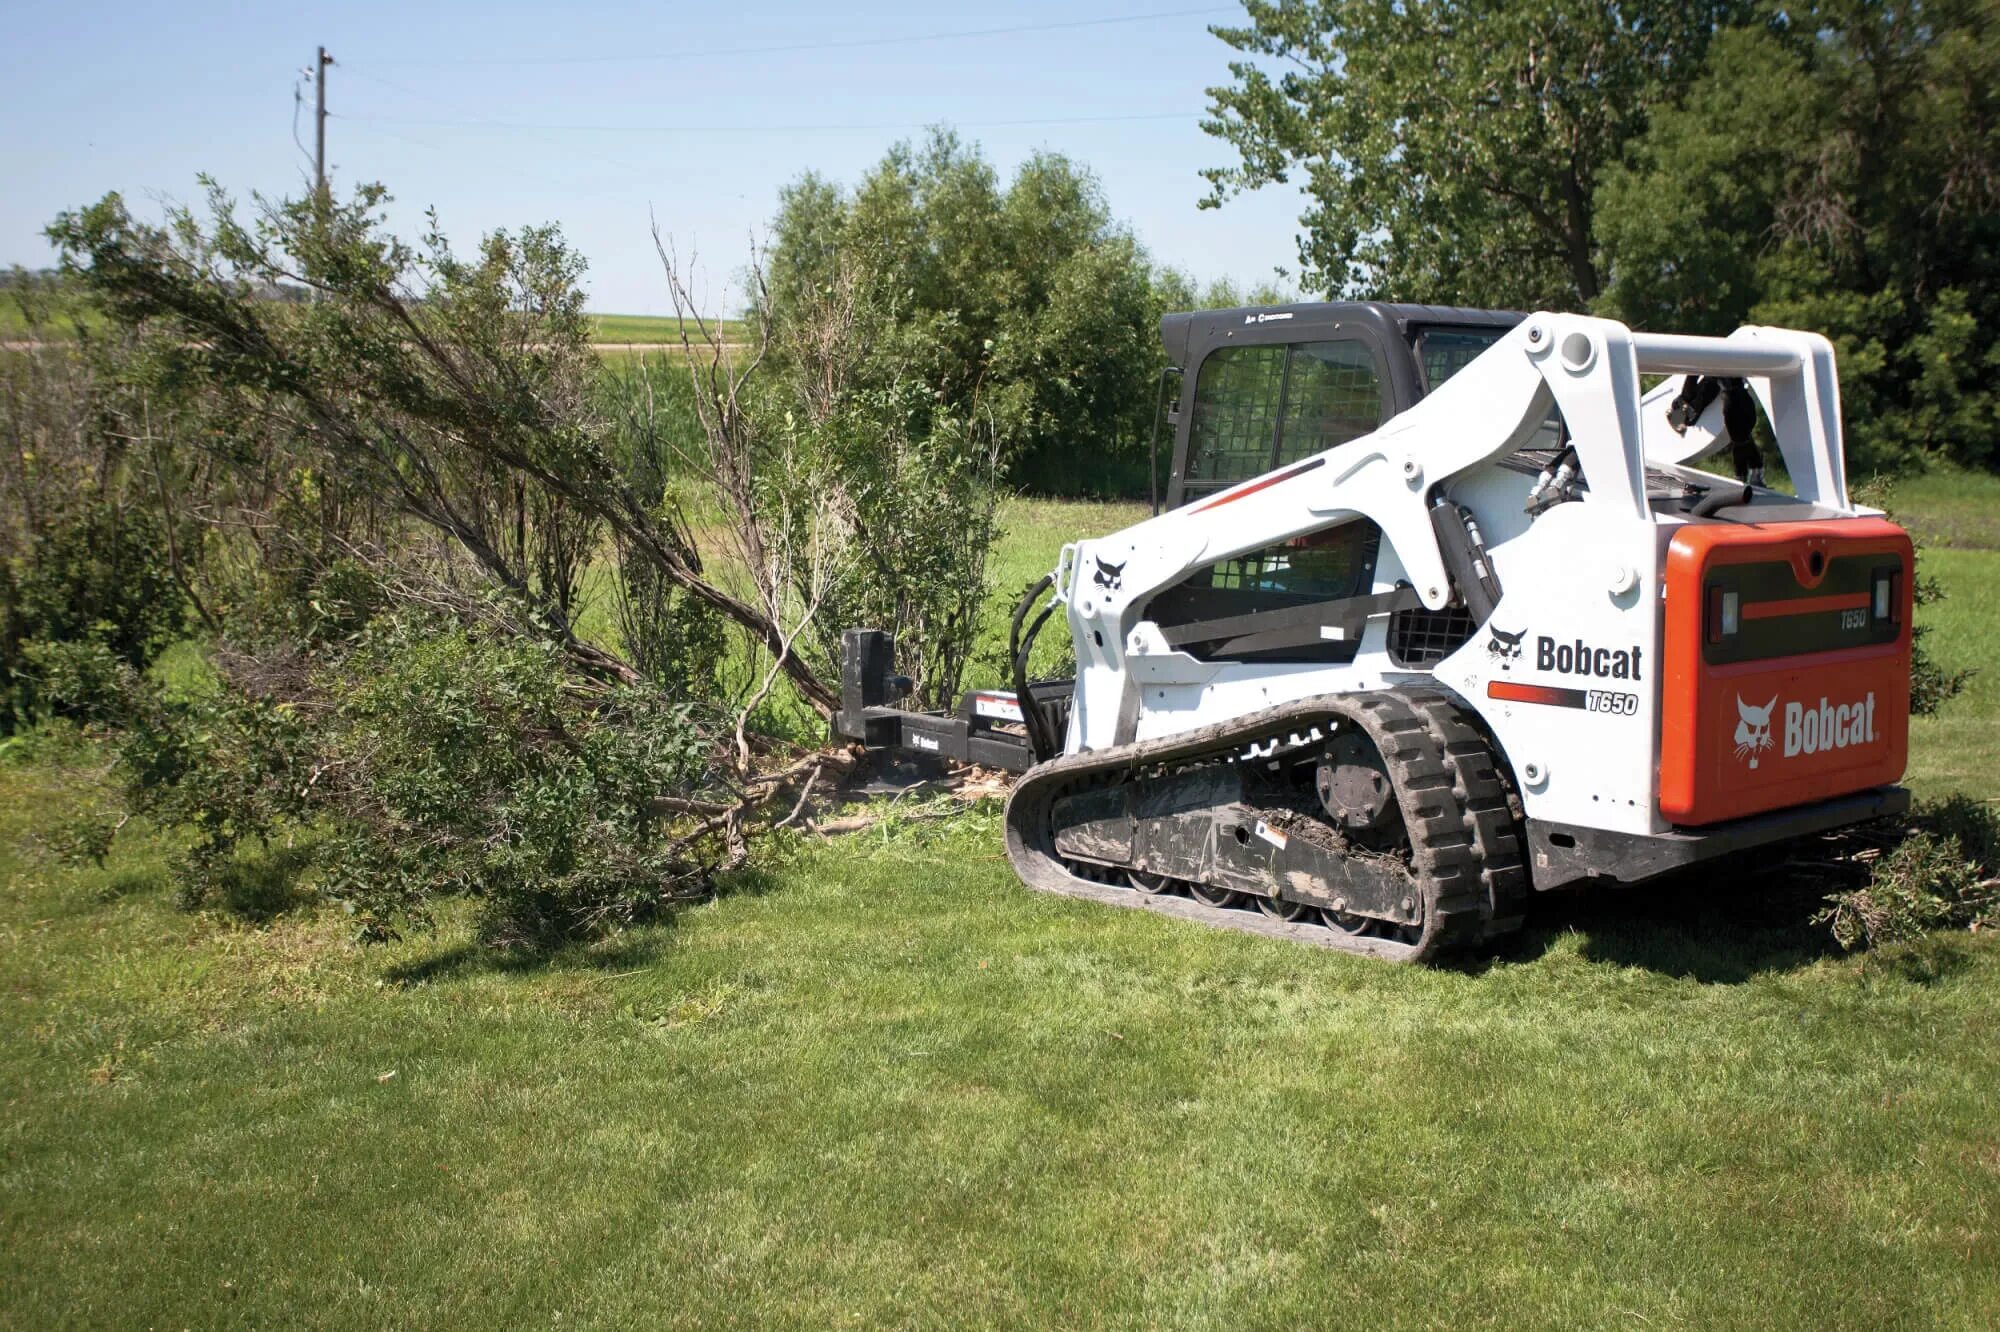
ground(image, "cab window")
xmin=1415 ymin=329 xmax=1500 ymax=390
xmin=1278 ymin=341 xmax=1383 ymax=462
xmin=1415 ymin=325 xmax=1562 ymax=448
xmin=1185 ymin=340 xmax=1386 ymax=489
xmin=1185 ymin=345 xmax=1285 ymax=484
xmin=1144 ymin=519 xmax=1383 ymax=662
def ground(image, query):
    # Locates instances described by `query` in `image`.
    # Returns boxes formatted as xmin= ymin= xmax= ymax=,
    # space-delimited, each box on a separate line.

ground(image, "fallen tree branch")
xmin=775 ymin=762 xmax=826 ymax=831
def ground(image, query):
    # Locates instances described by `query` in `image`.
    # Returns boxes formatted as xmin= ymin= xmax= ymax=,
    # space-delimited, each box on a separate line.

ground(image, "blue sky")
xmin=0 ymin=2 xmax=1309 ymax=315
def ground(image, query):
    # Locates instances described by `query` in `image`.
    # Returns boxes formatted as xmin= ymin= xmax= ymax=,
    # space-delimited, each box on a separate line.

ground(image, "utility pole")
xmin=314 ymin=46 xmax=333 ymax=207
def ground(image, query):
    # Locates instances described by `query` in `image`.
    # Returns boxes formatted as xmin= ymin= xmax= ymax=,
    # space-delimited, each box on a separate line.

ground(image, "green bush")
xmin=763 ymin=134 xmax=1166 ymax=496
xmin=2 ymin=502 xmax=186 ymax=731
xmin=62 ymin=608 xmax=727 ymax=947
xmin=320 ymin=614 xmax=717 ymax=944
xmin=16 ymin=637 xmax=130 ymax=725
xmin=775 ymin=380 xmax=1001 ymax=709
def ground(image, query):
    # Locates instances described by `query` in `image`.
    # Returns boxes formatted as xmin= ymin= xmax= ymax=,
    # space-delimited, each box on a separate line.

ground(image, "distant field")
xmin=0 ymin=290 xmax=100 ymax=339
xmin=1882 ymin=466 xmax=2000 ymax=551
xmin=0 ymin=301 xmax=743 ymax=348
xmin=589 ymin=312 xmax=749 ymax=345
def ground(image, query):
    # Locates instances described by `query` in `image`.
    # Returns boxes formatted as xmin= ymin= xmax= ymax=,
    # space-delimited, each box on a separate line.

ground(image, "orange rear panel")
xmin=1659 ymin=517 xmax=1911 ymax=826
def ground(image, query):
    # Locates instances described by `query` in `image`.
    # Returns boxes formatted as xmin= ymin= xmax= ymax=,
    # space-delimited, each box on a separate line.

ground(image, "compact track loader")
xmin=834 ymin=303 xmax=1913 ymax=961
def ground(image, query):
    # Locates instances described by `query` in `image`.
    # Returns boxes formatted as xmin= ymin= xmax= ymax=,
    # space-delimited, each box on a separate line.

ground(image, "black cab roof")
xmin=1159 ymin=301 xmax=1523 ymax=372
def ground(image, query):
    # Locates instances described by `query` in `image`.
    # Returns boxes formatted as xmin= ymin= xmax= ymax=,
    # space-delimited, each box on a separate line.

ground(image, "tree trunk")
xmin=1562 ymin=164 xmax=1601 ymax=305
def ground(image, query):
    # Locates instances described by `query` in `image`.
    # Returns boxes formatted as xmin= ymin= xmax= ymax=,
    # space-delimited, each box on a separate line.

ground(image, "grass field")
xmin=0 ymin=288 xmax=101 ymax=340
xmin=1 ymin=302 xmax=739 ymax=349
xmin=3 ymin=482 xmax=1998 ymax=1326
xmin=589 ymin=312 xmax=750 ymax=346
xmin=1886 ymin=470 xmax=1998 ymax=799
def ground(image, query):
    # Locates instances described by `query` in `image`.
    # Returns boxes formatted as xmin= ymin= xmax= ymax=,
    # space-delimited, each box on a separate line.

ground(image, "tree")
xmin=1597 ymin=0 xmax=2000 ymax=471
xmin=764 ymin=131 xmax=1164 ymax=495
xmin=1201 ymin=0 xmax=1727 ymax=305
xmin=47 ymin=182 xmax=835 ymax=713
xmin=31 ymin=182 xmax=892 ymax=944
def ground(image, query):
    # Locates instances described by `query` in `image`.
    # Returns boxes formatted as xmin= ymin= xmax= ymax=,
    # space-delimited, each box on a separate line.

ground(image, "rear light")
xmin=1873 ymin=571 xmax=1898 ymax=624
xmin=1705 ymin=586 xmax=1740 ymax=643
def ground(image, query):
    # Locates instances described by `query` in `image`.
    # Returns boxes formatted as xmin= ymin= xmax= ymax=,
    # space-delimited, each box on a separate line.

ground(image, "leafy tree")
xmin=44 ymin=182 xmax=805 ymax=706
xmin=27 ymin=177 xmax=952 ymax=946
xmin=1597 ymin=0 xmax=2000 ymax=471
xmin=1205 ymin=1 xmax=1997 ymax=473
xmin=764 ymin=131 xmax=1164 ymax=494
xmin=1202 ymin=0 xmax=1728 ymax=305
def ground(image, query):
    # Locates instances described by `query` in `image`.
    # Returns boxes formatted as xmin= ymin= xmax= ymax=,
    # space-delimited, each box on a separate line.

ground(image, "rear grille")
xmin=1388 ymin=606 xmax=1476 ymax=667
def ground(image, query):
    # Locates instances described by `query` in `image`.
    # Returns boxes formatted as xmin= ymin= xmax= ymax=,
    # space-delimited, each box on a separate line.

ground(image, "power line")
xmin=352 ymin=5 xmax=1233 ymax=69
xmin=332 ymin=109 xmax=1197 ymax=136
xmin=290 ymin=70 xmax=315 ymax=180
xmin=340 ymin=63 xmax=429 ymax=102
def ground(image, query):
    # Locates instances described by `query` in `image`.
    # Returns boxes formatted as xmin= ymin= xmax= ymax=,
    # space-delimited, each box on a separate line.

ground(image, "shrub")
xmin=763 ymin=134 xmax=1165 ymax=496
xmin=773 ymin=380 xmax=1001 ymax=709
xmin=317 ymin=614 xmax=717 ymax=944
xmin=2 ymin=502 xmax=188 ymax=732
xmin=66 ymin=608 xmax=731 ymax=946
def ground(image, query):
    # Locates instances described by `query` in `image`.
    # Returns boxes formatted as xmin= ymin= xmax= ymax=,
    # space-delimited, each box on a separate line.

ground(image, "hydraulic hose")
xmin=1009 ymin=574 xmax=1059 ymax=761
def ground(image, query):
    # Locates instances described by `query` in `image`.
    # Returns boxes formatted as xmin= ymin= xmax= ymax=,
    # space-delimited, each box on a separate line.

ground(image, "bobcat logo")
xmin=1734 ymin=694 xmax=1777 ymax=769
xmin=1486 ymin=625 xmax=1526 ymax=670
xmin=1092 ymin=557 xmax=1125 ymax=591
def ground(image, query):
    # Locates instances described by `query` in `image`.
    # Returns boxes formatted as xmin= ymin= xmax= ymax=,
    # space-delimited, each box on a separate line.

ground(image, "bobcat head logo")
xmin=1486 ymin=625 xmax=1525 ymax=670
xmin=1092 ymin=557 xmax=1125 ymax=591
xmin=1734 ymin=694 xmax=1777 ymax=769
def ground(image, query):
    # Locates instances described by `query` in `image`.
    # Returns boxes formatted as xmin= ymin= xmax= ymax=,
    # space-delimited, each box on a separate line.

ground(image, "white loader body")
xmin=1055 ymin=314 xmax=1863 ymax=840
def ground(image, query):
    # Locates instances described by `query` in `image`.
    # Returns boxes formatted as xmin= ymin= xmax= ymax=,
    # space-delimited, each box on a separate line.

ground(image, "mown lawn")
xmin=1892 ymin=469 xmax=1999 ymax=800
xmin=3 ymin=481 xmax=1998 ymax=1327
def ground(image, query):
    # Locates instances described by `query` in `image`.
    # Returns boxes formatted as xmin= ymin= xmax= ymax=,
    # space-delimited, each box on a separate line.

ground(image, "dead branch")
xmin=652 ymin=223 xmax=846 ymax=720
xmin=774 ymin=762 xmax=826 ymax=831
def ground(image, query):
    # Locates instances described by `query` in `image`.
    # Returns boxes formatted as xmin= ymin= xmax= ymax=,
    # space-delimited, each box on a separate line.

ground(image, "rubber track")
xmin=1003 ymin=688 xmax=1527 ymax=963
xmin=1403 ymin=688 xmax=1531 ymax=935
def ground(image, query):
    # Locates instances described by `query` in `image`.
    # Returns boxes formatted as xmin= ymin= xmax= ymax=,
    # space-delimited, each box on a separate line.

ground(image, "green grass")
xmin=1888 ymin=467 xmax=1999 ymax=799
xmin=5 ymin=759 xmax=2000 ymax=1327
xmin=3 ymin=480 xmax=1999 ymax=1327
xmin=0 ymin=289 xmax=102 ymax=340
xmin=1879 ymin=466 xmax=2000 ymax=552
xmin=980 ymin=495 xmax=1149 ymax=678
xmin=1908 ymin=545 xmax=1999 ymax=798
xmin=588 ymin=312 xmax=750 ymax=346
